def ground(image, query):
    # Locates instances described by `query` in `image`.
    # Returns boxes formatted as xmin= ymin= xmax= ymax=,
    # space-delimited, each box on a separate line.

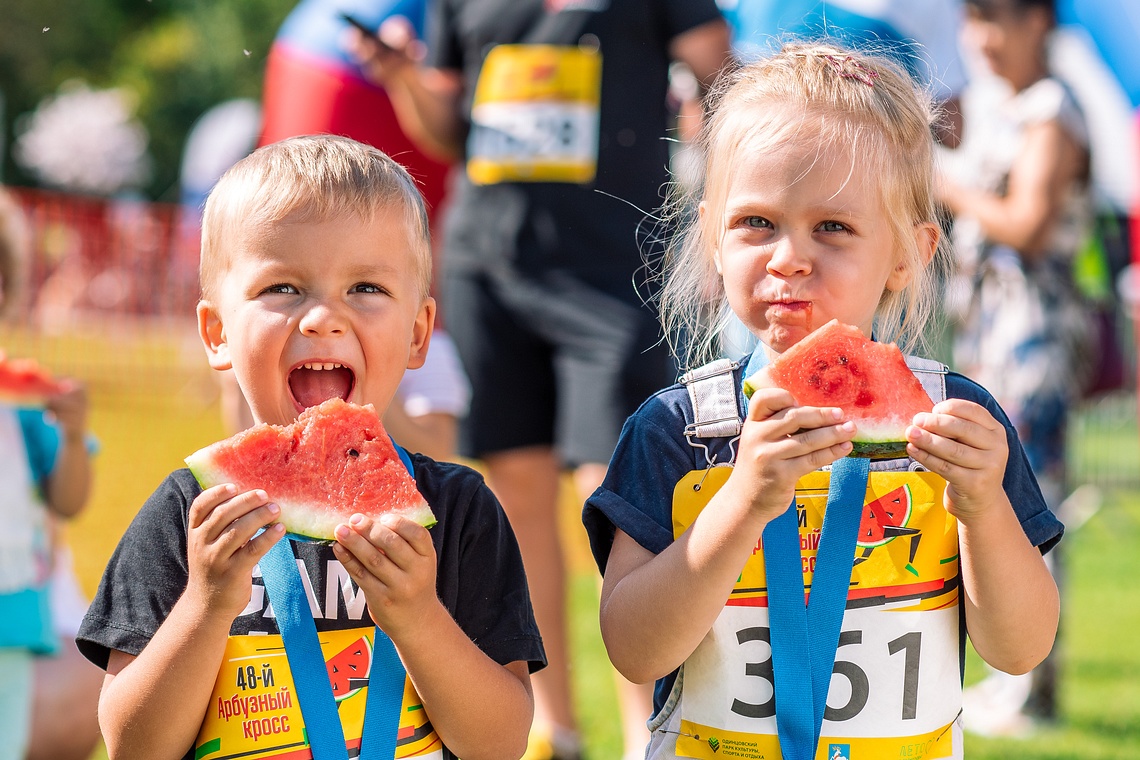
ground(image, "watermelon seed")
xmin=348 ymin=449 xmax=360 ymax=457
xmin=838 ymin=355 xmax=848 ymax=364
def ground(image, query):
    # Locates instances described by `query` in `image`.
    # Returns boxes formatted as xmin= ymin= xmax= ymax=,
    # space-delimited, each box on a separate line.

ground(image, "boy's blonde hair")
xmin=200 ymin=135 xmax=432 ymax=301
xmin=660 ymin=42 xmax=949 ymax=369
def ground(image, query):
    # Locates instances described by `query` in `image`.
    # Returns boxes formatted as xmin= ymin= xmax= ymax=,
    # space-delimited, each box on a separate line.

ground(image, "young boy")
xmin=76 ymin=136 xmax=544 ymax=760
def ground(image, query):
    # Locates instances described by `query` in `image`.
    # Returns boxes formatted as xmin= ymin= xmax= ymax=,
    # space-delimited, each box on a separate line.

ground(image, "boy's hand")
xmin=906 ymin=399 xmax=1009 ymax=520
xmin=332 ymin=514 xmax=440 ymax=639
xmin=186 ymin=485 xmax=285 ymax=621
xmin=726 ymin=386 xmax=855 ymax=524
xmin=46 ymin=379 xmax=88 ymax=441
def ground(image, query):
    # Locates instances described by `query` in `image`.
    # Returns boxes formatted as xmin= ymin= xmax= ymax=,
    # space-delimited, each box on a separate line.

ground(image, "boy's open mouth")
xmin=288 ymin=362 xmax=355 ymax=409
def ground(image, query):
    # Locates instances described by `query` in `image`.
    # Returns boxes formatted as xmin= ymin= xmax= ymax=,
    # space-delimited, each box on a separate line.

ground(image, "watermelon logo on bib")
xmin=855 ymin=483 xmax=923 ymax=569
xmin=858 ymin=483 xmax=913 ymax=548
xmin=326 ymin=635 xmax=373 ymax=702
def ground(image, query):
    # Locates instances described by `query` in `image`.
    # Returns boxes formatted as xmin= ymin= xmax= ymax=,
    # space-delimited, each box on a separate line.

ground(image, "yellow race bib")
xmin=669 ymin=467 xmax=961 ymax=760
xmin=195 ymin=627 xmax=442 ymax=759
xmin=467 ymin=45 xmax=602 ymax=184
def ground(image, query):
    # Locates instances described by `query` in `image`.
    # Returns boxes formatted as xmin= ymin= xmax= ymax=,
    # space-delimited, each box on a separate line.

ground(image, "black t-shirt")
xmin=428 ymin=0 xmax=723 ymax=296
xmin=77 ymin=455 xmax=545 ymax=759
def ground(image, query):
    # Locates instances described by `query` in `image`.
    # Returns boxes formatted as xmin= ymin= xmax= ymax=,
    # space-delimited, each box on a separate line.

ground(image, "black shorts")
xmin=443 ymin=269 xmax=676 ymax=466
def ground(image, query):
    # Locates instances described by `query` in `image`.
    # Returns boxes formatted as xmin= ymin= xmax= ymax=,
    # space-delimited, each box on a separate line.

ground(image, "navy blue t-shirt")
xmin=583 ymin=365 xmax=1064 ymax=713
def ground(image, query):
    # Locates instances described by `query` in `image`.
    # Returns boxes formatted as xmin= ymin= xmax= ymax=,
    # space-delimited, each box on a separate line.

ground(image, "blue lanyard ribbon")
xmin=259 ymin=440 xmax=415 ymax=760
xmin=744 ymin=348 xmax=869 ymax=759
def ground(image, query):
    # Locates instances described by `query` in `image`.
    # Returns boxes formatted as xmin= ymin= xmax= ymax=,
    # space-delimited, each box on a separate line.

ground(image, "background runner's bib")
xmin=467 ymin=45 xmax=602 ymax=184
xmin=668 ymin=468 xmax=962 ymax=760
xmin=195 ymin=627 xmax=442 ymax=759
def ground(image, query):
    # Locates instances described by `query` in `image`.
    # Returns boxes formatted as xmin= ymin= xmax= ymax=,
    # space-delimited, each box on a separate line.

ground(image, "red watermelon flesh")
xmin=743 ymin=320 xmax=934 ymax=459
xmin=0 ymin=351 xmax=65 ymax=407
xmin=185 ymin=398 xmax=435 ymax=540
xmin=326 ymin=635 xmax=373 ymax=702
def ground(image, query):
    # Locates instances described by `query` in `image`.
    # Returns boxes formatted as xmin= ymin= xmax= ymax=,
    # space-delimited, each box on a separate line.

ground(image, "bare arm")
xmin=391 ymin=607 xmax=534 ymax=760
xmin=668 ymin=17 xmax=732 ymax=90
xmin=600 ymin=391 xmax=855 ymax=683
xmin=956 ymin=494 xmax=1059 ymax=673
xmin=333 ymin=515 xmax=533 ymax=759
xmin=98 ymin=485 xmax=285 ymax=759
xmin=99 ymin=601 xmax=237 ymax=760
xmin=44 ymin=382 xmax=91 ymax=518
xmin=347 ymin=20 xmax=466 ymax=162
xmin=939 ymin=119 xmax=1087 ymax=260
xmin=907 ymin=399 xmax=1059 ymax=673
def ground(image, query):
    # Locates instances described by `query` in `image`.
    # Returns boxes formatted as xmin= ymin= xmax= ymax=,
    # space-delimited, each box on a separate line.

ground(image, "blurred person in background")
xmin=214 ymin=0 xmax=472 ymax=461
xmin=937 ymin=0 xmax=1094 ymax=734
xmin=719 ymin=0 xmax=967 ymax=147
xmin=350 ymin=3 xmax=732 ymax=758
xmin=0 ymin=189 xmax=101 ymax=760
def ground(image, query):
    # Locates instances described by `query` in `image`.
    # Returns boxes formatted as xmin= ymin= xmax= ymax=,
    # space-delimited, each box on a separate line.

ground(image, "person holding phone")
xmin=349 ymin=4 xmax=732 ymax=759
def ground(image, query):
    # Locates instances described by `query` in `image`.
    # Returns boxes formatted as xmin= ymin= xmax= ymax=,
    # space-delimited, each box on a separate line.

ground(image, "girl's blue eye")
xmin=263 ymin=283 xmax=298 ymax=295
xmin=353 ymin=283 xmax=384 ymax=294
xmin=819 ymin=220 xmax=848 ymax=233
xmin=742 ymin=215 xmax=771 ymax=229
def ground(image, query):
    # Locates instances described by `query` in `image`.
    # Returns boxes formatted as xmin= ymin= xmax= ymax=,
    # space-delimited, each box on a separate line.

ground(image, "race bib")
xmin=670 ymin=468 xmax=961 ymax=760
xmin=195 ymin=627 xmax=442 ymax=759
xmin=467 ymin=44 xmax=602 ymax=184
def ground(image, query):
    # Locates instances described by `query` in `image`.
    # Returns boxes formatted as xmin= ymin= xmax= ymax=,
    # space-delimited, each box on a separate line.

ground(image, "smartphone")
xmin=337 ymin=12 xmax=397 ymax=53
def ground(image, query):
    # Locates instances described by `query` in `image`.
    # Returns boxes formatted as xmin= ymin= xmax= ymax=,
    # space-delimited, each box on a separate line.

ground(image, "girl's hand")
xmin=905 ymin=399 xmax=1009 ymax=521
xmin=185 ymin=485 xmax=285 ymax=621
xmin=727 ymin=387 xmax=855 ymax=523
xmin=332 ymin=514 xmax=441 ymax=640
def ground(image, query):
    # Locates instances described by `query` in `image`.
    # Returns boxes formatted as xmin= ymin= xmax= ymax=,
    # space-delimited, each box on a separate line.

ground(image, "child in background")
xmin=76 ymin=136 xmax=543 ymax=760
xmin=583 ymin=45 xmax=1062 ymax=759
xmin=0 ymin=190 xmax=95 ymax=759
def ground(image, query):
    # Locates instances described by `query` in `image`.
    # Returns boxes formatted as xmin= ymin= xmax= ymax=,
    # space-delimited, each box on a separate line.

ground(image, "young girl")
xmin=583 ymin=44 xmax=1062 ymax=760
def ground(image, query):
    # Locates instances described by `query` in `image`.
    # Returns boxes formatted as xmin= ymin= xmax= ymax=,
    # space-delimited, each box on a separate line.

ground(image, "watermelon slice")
xmin=185 ymin=398 xmax=435 ymax=540
xmin=0 ymin=351 xmax=65 ymax=407
xmin=743 ymin=320 xmax=934 ymax=459
xmin=859 ymin=484 xmax=913 ymax=547
xmin=326 ymin=635 xmax=373 ymax=702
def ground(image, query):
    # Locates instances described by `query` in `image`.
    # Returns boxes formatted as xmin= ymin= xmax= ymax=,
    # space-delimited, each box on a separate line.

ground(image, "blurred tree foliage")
xmin=0 ymin=0 xmax=293 ymax=200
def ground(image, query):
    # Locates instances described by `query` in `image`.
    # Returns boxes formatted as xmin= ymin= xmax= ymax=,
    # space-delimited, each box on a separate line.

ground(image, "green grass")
xmin=8 ymin=323 xmax=1139 ymax=760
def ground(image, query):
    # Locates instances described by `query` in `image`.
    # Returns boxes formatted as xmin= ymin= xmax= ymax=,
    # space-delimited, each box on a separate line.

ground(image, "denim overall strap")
xmin=259 ymin=440 xmax=415 ymax=760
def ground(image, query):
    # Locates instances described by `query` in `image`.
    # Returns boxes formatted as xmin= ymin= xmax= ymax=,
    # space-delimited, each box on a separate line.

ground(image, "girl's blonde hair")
xmin=200 ymin=135 xmax=432 ymax=301
xmin=659 ymin=42 xmax=949 ymax=370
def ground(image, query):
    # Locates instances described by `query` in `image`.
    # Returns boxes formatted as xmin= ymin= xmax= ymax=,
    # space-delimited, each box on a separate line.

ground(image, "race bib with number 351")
xmin=669 ymin=467 xmax=962 ymax=760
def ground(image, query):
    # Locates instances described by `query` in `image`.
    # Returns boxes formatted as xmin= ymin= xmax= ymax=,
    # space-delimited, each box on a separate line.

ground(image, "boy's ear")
xmin=406 ymin=297 xmax=436 ymax=371
xmin=886 ymin=222 xmax=940 ymax=292
xmin=197 ymin=300 xmax=233 ymax=371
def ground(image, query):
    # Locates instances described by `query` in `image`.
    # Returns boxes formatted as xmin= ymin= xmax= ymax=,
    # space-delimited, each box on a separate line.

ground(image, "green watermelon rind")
xmin=184 ymin=446 xmax=437 ymax=541
xmin=847 ymin=417 xmax=915 ymax=460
